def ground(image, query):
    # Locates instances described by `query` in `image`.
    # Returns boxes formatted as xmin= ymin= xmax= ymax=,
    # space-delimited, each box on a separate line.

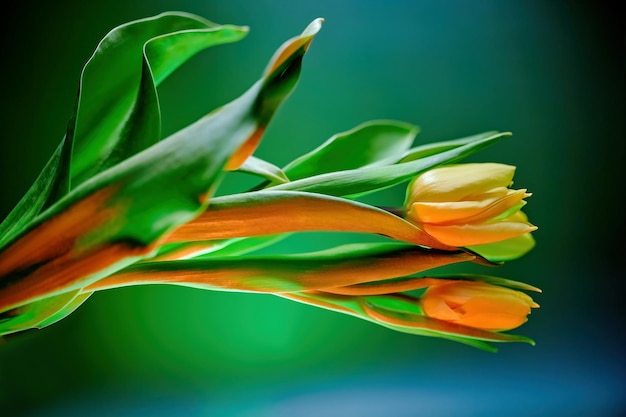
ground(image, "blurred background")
xmin=0 ymin=1 xmax=623 ymax=416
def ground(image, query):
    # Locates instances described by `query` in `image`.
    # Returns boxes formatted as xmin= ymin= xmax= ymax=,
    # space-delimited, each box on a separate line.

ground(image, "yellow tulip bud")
xmin=404 ymin=163 xmax=537 ymax=246
xmin=420 ymin=280 xmax=539 ymax=331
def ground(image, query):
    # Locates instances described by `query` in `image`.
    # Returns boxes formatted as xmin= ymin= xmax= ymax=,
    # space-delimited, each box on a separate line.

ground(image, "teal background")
xmin=0 ymin=1 xmax=623 ymax=416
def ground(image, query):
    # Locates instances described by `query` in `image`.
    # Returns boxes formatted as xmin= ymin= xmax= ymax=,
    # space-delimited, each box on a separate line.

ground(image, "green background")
xmin=0 ymin=1 xmax=623 ymax=416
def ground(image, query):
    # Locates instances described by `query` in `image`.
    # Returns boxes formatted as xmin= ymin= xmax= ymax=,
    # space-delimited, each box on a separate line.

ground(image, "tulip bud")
xmin=420 ymin=280 xmax=539 ymax=331
xmin=404 ymin=163 xmax=537 ymax=247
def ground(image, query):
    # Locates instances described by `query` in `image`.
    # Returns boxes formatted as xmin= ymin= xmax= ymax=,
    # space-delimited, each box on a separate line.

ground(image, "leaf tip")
xmin=264 ymin=18 xmax=324 ymax=77
xmin=304 ymin=18 xmax=325 ymax=37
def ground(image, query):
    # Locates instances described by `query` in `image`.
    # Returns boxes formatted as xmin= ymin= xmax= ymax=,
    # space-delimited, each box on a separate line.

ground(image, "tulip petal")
xmin=423 ymin=220 xmax=537 ymax=247
xmin=409 ymin=188 xmax=529 ymax=225
xmin=420 ymin=281 xmax=538 ymax=331
xmin=407 ymin=163 xmax=516 ymax=203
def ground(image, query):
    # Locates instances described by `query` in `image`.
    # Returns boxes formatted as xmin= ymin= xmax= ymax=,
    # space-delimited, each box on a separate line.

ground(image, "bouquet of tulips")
xmin=0 ymin=12 xmax=539 ymax=351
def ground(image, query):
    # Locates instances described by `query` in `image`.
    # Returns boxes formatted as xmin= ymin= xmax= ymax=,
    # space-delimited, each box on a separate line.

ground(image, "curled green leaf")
xmin=0 ymin=18 xmax=323 ymax=314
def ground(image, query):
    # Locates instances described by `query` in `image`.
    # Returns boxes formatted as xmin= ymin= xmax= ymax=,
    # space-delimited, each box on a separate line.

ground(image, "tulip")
xmin=404 ymin=163 xmax=537 ymax=247
xmin=420 ymin=280 xmax=539 ymax=331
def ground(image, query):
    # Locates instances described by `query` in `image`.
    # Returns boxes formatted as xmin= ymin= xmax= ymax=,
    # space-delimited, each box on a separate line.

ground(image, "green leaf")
xmin=238 ymin=156 xmax=290 ymax=183
xmin=1 ymin=13 xmax=248 ymax=251
xmin=270 ymin=132 xmax=511 ymax=197
xmin=34 ymin=292 xmax=93 ymax=329
xmin=330 ymin=272 xmax=541 ymax=296
xmin=148 ymin=234 xmax=289 ymax=261
xmin=84 ymin=243 xmax=473 ymax=293
xmin=283 ymin=120 xmax=419 ymax=180
xmin=426 ymin=273 xmax=541 ymax=293
xmin=0 ymin=290 xmax=81 ymax=336
xmin=398 ymin=131 xmax=498 ymax=163
xmin=70 ymin=12 xmax=249 ymax=187
xmin=0 ymin=18 xmax=323 ymax=314
xmin=195 ymin=234 xmax=289 ymax=258
xmin=165 ymin=190 xmax=454 ymax=249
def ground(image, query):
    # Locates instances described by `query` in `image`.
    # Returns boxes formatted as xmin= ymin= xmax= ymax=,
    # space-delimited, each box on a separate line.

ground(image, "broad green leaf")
xmin=283 ymin=120 xmax=419 ymax=180
xmin=0 ymin=18 xmax=323 ymax=314
xmin=270 ymin=132 xmax=511 ymax=197
xmin=398 ymin=131 xmax=498 ymax=163
xmin=70 ymin=12 xmax=249 ymax=187
xmin=1 ymin=13 xmax=247 ymax=251
xmin=238 ymin=156 xmax=290 ymax=183
xmin=165 ymin=190 xmax=453 ymax=249
xmin=83 ymin=243 xmax=473 ymax=293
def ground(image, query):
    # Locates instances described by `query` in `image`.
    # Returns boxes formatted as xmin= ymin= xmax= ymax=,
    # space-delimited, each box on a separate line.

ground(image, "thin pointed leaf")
xmin=323 ymin=277 xmax=446 ymax=296
xmin=270 ymin=132 xmax=511 ymax=198
xmin=326 ymin=272 xmax=541 ymax=296
xmin=166 ymin=190 xmax=452 ymax=249
xmin=149 ymin=234 xmax=288 ymax=261
xmin=238 ymin=156 xmax=290 ymax=183
xmin=34 ymin=292 xmax=93 ymax=329
xmin=0 ymin=290 xmax=81 ymax=336
xmin=398 ymin=131 xmax=498 ymax=163
xmin=283 ymin=120 xmax=419 ymax=180
xmin=195 ymin=234 xmax=289 ymax=258
xmin=84 ymin=244 xmax=474 ymax=293
xmin=427 ymin=273 xmax=542 ymax=293
xmin=0 ymin=19 xmax=322 ymax=314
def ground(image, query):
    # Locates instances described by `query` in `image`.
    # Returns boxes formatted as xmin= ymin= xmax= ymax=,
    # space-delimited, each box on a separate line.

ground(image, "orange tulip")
xmin=420 ymin=280 xmax=539 ymax=331
xmin=404 ymin=163 xmax=537 ymax=247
